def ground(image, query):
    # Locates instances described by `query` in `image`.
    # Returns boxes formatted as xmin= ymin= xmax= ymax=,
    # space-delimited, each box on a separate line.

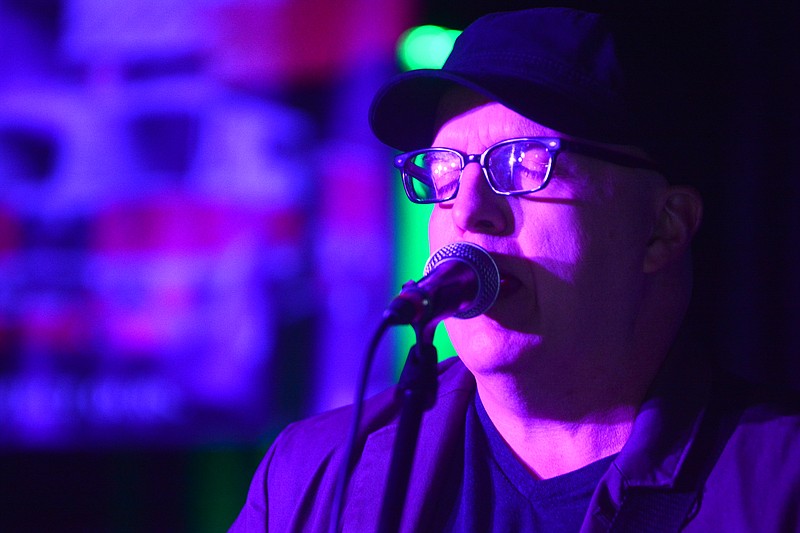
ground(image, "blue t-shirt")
xmin=442 ymin=393 xmax=617 ymax=532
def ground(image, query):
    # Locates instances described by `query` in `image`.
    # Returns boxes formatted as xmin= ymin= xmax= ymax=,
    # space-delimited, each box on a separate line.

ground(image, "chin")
xmin=448 ymin=320 xmax=539 ymax=374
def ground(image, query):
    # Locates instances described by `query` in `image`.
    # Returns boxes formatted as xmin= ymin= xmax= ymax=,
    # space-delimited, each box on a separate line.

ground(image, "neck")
xmin=473 ymin=346 xmax=663 ymax=479
xmin=471 ymin=272 xmax=689 ymax=479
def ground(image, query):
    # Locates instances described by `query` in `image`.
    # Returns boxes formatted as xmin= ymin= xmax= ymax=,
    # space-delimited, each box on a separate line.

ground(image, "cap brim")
xmin=369 ymin=68 xmax=637 ymax=152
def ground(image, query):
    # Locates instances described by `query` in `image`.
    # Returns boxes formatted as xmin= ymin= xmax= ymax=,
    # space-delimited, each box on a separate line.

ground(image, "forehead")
xmin=433 ymin=90 xmax=561 ymax=148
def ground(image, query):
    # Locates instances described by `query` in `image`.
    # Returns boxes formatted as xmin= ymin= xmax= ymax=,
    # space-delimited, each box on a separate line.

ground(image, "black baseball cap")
xmin=369 ymin=8 xmax=644 ymax=152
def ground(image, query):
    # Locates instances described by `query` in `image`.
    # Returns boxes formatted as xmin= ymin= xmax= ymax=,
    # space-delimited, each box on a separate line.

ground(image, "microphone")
xmin=384 ymin=242 xmax=500 ymax=325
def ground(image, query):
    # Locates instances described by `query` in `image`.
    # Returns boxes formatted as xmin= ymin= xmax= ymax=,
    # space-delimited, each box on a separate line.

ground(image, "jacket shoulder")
xmin=686 ymin=374 xmax=800 ymax=531
xmin=233 ymin=357 xmax=473 ymax=531
xmin=271 ymin=356 xmax=472 ymax=463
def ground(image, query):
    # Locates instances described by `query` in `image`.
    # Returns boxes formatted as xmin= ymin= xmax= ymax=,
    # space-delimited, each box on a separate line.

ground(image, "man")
xmin=232 ymin=8 xmax=800 ymax=532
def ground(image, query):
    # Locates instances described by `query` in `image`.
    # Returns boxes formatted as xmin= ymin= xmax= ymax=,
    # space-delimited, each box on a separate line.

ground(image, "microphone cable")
xmin=329 ymin=315 xmax=393 ymax=533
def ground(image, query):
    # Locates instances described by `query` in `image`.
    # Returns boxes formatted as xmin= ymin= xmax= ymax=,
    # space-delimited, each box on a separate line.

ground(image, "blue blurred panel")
xmin=0 ymin=1 xmax=315 ymax=448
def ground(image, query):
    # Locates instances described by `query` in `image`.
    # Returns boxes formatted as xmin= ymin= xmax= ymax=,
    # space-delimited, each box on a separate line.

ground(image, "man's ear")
xmin=643 ymin=186 xmax=703 ymax=273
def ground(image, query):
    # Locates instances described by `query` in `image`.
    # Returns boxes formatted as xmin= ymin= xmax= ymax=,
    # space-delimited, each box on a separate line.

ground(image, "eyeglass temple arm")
xmin=559 ymin=140 xmax=661 ymax=171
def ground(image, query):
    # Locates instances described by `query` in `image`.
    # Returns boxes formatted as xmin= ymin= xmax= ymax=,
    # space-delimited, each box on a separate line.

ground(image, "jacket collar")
xmin=614 ymin=345 xmax=713 ymax=489
xmin=343 ymin=358 xmax=475 ymax=532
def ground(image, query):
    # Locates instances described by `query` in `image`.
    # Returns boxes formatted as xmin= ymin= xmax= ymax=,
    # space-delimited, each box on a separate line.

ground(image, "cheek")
xmin=519 ymin=203 xmax=642 ymax=291
xmin=518 ymin=208 xmax=585 ymax=281
xmin=568 ymin=209 xmax=649 ymax=295
xmin=428 ymin=206 xmax=455 ymax=251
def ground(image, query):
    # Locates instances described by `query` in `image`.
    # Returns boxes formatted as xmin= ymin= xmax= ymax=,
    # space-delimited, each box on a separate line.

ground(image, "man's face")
xmin=428 ymin=100 xmax=664 ymax=380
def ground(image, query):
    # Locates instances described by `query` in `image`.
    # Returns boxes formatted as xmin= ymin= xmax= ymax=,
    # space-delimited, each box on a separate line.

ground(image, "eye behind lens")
xmin=487 ymin=141 xmax=551 ymax=193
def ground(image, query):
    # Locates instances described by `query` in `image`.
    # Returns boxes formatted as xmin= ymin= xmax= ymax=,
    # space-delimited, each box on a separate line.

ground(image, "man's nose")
xmin=450 ymin=163 xmax=511 ymax=235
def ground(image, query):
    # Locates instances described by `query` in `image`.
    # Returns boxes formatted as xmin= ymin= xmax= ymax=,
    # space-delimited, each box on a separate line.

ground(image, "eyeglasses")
xmin=394 ymin=137 xmax=661 ymax=204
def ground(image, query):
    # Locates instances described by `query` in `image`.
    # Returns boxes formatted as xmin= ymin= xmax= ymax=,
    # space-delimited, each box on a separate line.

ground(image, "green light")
xmin=397 ymin=25 xmax=462 ymax=71
xmin=393 ymin=170 xmax=456 ymax=377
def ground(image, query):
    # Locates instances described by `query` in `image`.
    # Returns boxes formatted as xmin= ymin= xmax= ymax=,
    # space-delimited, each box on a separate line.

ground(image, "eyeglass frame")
xmin=393 ymin=137 xmax=662 ymax=204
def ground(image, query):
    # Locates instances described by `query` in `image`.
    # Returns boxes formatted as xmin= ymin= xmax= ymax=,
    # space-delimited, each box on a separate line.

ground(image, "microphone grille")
xmin=423 ymin=242 xmax=500 ymax=318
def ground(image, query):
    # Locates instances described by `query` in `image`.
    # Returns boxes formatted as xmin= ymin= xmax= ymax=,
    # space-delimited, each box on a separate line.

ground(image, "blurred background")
xmin=0 ymin=0 xmax=797 ymax=530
